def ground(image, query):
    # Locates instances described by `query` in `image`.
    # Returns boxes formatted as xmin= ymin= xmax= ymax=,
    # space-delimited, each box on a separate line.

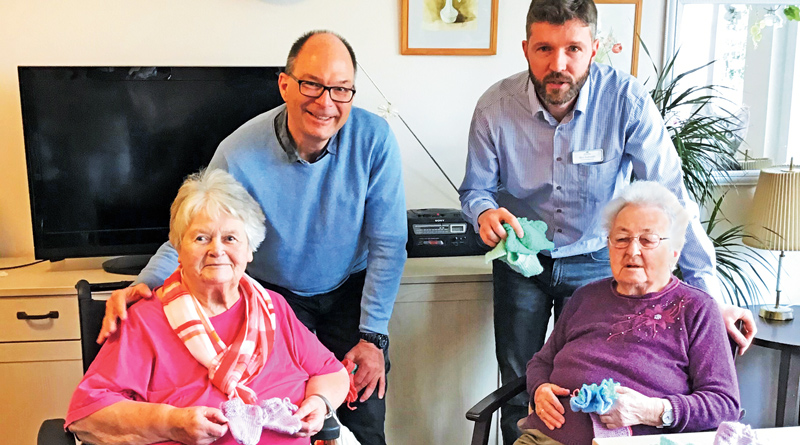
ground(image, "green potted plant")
xmin=641 ymin=43 xmax=773 ymax=306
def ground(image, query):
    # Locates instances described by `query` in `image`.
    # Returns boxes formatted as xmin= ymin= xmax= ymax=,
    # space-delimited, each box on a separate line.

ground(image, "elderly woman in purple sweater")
xmin=516 ymin=181 xmax=740 ymax=445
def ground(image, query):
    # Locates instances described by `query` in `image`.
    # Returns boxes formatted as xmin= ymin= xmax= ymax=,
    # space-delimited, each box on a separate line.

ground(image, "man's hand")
xmin=166 ymin=406 xmax=228 ymax=445
xmin=599 ymin=387 xmax=663 ymax=429
xmin=96 ymin=283 xmax=154 ymax=344
xmin=477 ymin=208 xmax=524 ymax=248
xmin=720 ymin=303 xmax=756 ymax=355
xmin=533 ymin=383 xmax=570 ymax=430
xmin=293 ymin=395 xmax=328 ymax=438
xmin=343 ymin=340 xmax=386 ymax=402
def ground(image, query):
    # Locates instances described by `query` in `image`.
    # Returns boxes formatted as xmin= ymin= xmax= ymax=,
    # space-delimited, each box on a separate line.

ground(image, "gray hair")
xmin=169 ymin=169 xmax=266 ymax=253
xmin=602 ymin=181 xmax=691 ymax=258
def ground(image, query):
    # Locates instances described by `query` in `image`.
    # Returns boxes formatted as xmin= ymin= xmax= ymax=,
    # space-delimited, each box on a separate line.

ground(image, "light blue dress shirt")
xmin=459 ymin=64 xmax=719 ymax=297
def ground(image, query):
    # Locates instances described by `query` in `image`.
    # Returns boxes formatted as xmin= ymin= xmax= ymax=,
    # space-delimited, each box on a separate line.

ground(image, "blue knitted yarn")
xmin=569 ymin=378 xmax=620 ymax=415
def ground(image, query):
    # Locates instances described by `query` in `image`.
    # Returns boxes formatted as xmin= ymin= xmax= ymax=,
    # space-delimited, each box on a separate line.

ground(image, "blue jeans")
xmin=493 ymin=248 xmax=612 ymax=445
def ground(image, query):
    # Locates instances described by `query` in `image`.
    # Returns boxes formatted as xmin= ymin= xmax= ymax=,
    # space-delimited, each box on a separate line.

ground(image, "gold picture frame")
xmin=401 ymin=0 xmax=499 ymax=55
xmin=594 ymin=0 xmax=642 ymax=76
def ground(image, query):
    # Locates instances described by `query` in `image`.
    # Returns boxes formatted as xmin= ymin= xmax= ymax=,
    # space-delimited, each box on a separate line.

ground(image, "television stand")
xmin=102 ymin=255 xmax=152 ymax=276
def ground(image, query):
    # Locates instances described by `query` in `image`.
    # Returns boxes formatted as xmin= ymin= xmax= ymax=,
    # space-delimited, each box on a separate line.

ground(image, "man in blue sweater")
xmin=98 ymin=31 xmax=407 ymax=445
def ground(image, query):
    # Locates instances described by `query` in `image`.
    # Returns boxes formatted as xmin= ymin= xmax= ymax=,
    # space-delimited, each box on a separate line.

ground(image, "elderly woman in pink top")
xmin=66 ymin=169 xmax=349 ymax=445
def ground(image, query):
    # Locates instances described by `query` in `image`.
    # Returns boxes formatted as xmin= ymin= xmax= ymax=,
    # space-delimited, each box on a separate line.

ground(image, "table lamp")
xmin=744 ymin=163 xmax=800 ymax=320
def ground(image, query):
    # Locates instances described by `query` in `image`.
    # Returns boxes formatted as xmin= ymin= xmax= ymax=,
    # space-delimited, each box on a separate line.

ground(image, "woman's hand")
xmin=598 ymin=386 xmax=663 ymax=429
xmin=167 ymin=406 xmax=229 ymax=445
xmin=533 ymin=383 xmax=570 ymax=430
xmin=292 ymin=395 xmax=328 ymax=438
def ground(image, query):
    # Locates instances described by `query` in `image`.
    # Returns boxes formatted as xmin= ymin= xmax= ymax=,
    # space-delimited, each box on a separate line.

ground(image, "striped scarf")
xmin=157 ymin=267 xmax=276 ymax=404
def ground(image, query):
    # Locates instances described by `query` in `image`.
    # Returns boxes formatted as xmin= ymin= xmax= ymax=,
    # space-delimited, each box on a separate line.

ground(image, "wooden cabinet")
xmin=0 ymin=258 xmax=126 ymax=444
xmin=386 ymin=257 xmax=498 ymax=445
xmin=1 ymin=341 xmax=83 ymax=444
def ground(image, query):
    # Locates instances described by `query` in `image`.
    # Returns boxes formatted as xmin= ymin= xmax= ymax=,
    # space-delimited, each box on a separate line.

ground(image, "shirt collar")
xmin=273 ymin=107 xmax=338 ymax=164
xmin=526 ymin=63 xmax=596 ymax=125
xmin=526 ymin=77 xmax=550 ymax=123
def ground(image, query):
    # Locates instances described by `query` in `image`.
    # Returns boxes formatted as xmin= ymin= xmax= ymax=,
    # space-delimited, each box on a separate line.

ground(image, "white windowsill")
xmin=710 ymin=169 xmax=761 ymax=186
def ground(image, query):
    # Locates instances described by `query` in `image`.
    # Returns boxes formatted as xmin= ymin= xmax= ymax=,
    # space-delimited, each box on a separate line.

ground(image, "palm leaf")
xmin=647 ymin=47 xmax=773 ymax=306
xmin=696 ymin=195 xmax=772 ymax=306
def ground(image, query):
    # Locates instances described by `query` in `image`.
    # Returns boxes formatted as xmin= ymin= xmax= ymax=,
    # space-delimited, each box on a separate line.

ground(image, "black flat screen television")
xmin=19 ymin=66 xmax=285 ymax=273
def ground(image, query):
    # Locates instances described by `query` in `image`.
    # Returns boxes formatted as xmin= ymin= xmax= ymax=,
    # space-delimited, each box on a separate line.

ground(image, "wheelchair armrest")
xmin=310 ymin=414 xmax=340 ymax=441
xmin=39 ymin=415 xmax=339 ymax=443
xmin=38 ymin=419 xmax=76 ymax=445
xmin=466 ymin=375 xmax=527 ymax=423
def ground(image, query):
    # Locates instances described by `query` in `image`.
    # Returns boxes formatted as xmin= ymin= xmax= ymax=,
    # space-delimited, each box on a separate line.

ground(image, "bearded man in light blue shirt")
xmin=458 ymin=1 xmax=756 ymax=443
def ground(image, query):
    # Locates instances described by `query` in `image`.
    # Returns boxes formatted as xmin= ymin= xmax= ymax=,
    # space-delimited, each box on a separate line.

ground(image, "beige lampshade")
xmin=744 ymin=166 xmax=800 ymax=251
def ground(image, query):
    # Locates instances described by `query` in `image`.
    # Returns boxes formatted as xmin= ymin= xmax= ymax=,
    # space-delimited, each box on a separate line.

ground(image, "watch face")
xmin=662 ymin=409 xmax=674 ymax=426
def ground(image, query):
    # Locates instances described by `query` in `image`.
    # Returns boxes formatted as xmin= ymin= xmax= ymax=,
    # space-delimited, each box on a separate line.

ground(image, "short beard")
xmin=529 ymin=66 xmax=590 ymax=107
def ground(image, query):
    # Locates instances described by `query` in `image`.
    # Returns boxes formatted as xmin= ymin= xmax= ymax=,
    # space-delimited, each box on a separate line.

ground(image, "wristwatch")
xmin=657 ymin=399 xmax=674 ymax=428
xmin=360 ymin=332 xmax=389 ymax=350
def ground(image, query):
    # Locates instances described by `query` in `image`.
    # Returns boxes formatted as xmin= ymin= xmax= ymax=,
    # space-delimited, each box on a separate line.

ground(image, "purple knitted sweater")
xmin=520 ymin=276 xmax=740 ymax=445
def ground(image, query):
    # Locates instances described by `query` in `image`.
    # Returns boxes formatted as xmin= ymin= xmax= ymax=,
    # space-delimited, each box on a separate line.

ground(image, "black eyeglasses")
xmin=607 ymin=233 xmax=669 ymax=250
xmin=286 ymin=73 xmax=356 ymax=103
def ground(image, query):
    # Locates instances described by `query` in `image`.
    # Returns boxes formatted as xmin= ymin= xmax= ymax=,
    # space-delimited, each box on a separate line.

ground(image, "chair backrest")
xmin=730 ymin=319 xmax=743 ymax=362
xmin=75 ymin=280 xmax=132 ymax=373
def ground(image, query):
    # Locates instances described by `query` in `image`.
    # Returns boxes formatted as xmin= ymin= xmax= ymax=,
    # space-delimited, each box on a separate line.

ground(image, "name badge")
xmin=572 ymin=149 xmax=604 ymax=164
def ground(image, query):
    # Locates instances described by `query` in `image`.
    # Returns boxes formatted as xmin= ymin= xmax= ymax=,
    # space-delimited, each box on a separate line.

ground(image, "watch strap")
xmin=360 ymin=332 xmax=389 ymax=349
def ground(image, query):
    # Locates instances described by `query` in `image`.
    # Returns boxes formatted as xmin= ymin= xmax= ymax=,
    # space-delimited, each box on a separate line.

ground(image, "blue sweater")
xmin=137 ymin=105 xmax=407 ymax=335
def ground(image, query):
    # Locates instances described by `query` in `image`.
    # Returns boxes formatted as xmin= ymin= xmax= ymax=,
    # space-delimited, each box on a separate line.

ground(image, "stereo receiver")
xmin=406 ymin=208 xmax=486 ymax=258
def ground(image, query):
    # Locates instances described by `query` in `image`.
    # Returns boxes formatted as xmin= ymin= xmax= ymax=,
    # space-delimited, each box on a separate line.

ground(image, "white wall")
xmin=0 ymin=0 xmax=667 ymax=258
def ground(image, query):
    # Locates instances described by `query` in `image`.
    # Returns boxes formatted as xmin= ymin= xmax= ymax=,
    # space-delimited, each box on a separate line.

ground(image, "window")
xmin=665 ymin=0 xmax=799 ymax=165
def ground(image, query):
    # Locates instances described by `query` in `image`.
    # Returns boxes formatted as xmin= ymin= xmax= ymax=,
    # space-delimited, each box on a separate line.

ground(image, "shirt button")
xmin=556 ymin=209 xmax=562 ymax=213
xmin=556 ymin=157 xmax=563 ymax=162
xmin=557 ymin=228 xmax=563 ymax=233
xmin=556 ymin=186 xmax=562 ymax=190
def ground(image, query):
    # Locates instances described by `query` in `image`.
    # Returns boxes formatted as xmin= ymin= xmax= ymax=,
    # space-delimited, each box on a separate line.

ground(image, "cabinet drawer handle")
xmin=16 ymin=310 xmax=60 ymax=320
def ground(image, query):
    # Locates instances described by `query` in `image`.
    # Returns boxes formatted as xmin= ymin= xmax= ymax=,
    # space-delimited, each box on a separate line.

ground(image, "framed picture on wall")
xmin=595 ymin=0 xmax=642 ymax=76
xmin=401 ymin=0 xmax=499 ymax=55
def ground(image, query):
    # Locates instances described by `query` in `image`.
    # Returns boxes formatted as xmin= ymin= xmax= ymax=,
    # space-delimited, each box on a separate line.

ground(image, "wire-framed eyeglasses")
xmin=286 ymin=73 xmax=356 ymax=103
xmin=607 ymin=233 xmax=669 ymax=249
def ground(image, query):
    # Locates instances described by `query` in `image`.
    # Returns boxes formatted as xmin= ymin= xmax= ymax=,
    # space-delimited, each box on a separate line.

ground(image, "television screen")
xmin=19 ymin=66 xmax=285 ymax=264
